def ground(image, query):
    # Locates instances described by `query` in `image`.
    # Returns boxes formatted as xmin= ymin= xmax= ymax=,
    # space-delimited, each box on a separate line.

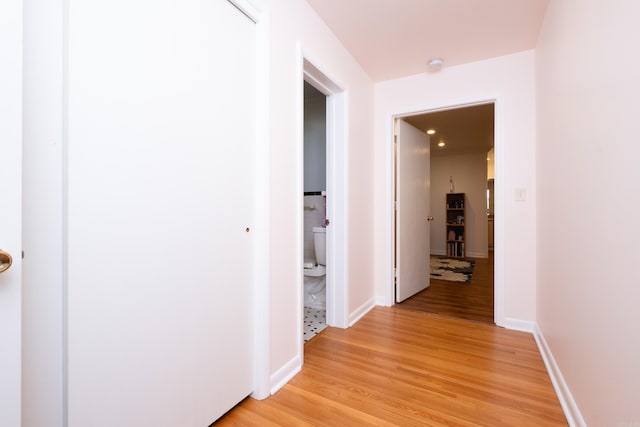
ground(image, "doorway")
xmin=393 ymin=103 xmax=496 ymax=324
xmin=302 ymin=81 xmax=328 ymax=342
xmin=299 ymin=56 xmax=349 ymax=360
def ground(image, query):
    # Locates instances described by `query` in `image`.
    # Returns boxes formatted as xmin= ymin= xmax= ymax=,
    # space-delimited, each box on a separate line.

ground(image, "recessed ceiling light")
xmin=426 ymin=129 xmax=436 ymax=135
xmin=438 ymin=141 xmax=445 ymax=147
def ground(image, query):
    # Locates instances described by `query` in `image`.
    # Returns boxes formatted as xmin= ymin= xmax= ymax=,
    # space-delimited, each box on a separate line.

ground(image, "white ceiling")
xmin=305 ymin=0 xmax=546 ymax=154
xmin=306 ymin=0 xmax=549 ymax=82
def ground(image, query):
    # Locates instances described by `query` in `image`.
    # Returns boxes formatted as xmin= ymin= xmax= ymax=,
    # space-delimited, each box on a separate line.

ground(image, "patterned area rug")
xmin=304 ymin=307 xmax=327 ymax=342
xmin=430 ymin=257 xmax=475 ymax=283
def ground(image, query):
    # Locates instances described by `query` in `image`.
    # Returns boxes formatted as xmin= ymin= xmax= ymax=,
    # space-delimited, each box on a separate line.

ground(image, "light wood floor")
xmin=214 ymin=306 xmax=566 ymax=426
xmin=396 ymin=253 xmax=494 ymax=324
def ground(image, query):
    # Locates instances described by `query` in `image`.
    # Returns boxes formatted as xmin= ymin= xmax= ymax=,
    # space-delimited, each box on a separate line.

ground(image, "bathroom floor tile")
xmin=303 ymin=307 xmax=327 ymax=342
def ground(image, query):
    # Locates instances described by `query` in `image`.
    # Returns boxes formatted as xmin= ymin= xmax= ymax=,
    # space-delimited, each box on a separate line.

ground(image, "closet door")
xmin=0 ymin=1 xmax=22 ymax=425
xmin=66 ymin=1 xmax=256 ymax=425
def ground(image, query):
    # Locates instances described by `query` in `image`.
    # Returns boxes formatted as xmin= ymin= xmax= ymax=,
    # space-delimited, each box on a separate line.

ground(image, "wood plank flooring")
xmin=396 ymin=254 xmax=494 ymax=324
xmin=214 ymin=306 xmax=566 ymax=426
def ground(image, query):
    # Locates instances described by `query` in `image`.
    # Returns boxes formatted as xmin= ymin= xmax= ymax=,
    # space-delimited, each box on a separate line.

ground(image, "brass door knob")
xmin=426 ymin=216 xmax=434 ymax=221
xmin=0 ymin=249 xmax=13 ymax=274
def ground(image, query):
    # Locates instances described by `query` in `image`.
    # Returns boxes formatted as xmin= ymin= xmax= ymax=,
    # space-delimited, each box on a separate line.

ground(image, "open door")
xmin=395 ymin=119 xmax=431 ymax=302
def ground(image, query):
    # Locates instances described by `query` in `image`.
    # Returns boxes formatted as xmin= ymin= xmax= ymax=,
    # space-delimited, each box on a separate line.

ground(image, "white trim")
xmin=295 ymin=44 xmax=306 ymax=374
xmin=383 ymin=96 xmax=505 ymax=329
xmin=62 ymin=0 xmax=70 ymax=423
xmin=534 ymin=324 xmax=586 ymax=427
xmin=383 ymin=114 xmax=396 ymax=306
xmin=325 ymin=91 xmax=349 ymax=329
xmin=373 ymin=296 xmax=388 ymax=307
xmin=227 ymin=0 xmax=259 ymax=23
xmin=348 ymin=297 xmax=377 ymax=327
xmin=248 ymin=1 xmax=270 ymax=401
xmin=269 ymin=355 xmax=302 ymax=395
xmin=502 ymin=318 xmax=535 ymax=333
xmin=492 ymin=97 xmax=506 ymax=327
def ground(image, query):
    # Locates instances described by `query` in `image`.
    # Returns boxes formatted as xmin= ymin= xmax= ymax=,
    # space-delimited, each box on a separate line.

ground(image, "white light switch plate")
xmin=515 ymin=188 xmax=526 ymax=201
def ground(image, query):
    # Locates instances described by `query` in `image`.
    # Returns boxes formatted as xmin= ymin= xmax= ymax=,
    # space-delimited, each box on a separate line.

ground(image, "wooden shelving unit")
xmin=446 ymin=193 xmax=466 ymax=258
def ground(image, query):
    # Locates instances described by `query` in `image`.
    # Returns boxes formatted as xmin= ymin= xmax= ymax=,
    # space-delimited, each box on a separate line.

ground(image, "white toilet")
xmin=303 ymin=226 xmax=326 ymax=309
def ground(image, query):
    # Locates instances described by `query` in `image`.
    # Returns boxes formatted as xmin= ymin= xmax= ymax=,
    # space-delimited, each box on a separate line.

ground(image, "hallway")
xmin=215 ymin=306 xmax=566 ymax=426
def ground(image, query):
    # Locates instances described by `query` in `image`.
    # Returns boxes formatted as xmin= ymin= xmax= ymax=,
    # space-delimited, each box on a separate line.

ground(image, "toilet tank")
xmin=312 ymin=226 xmax=326 ymax=266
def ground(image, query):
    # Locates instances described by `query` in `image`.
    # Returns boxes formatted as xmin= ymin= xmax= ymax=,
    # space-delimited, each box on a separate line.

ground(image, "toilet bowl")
xmin=304 ymin=226 xmax=326 ymax=309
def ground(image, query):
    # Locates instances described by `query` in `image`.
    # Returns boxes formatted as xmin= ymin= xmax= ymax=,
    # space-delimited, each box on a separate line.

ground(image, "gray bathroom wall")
xmin=303 ymin=81 xmax=326 ymax=192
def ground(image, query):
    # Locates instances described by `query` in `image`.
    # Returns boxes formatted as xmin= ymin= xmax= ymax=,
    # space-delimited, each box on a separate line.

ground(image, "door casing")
xmin=385 ymin=97 xmax=505 ymax=326
xmin=300 ymin=51 xmax=349 ymax=341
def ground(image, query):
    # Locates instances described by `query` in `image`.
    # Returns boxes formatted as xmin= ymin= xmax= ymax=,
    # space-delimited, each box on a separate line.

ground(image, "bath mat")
xmin=304 ymin=307 xmax=327 ymax=342
xmin=430 ymin=257 xmax=475 ymax=283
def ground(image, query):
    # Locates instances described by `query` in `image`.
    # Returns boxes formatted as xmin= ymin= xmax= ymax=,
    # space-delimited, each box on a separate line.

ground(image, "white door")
xmin=396 ymin=119 xmax=431 ymax=302
xmin=0 ymin=0 xmax=22 ymax=425
xmin=66 ymin=1 xmax=256 ymax=425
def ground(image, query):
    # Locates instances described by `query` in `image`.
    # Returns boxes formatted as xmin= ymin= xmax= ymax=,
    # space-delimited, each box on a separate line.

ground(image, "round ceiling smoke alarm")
xmin=427 ymin=58 xmax=444 ymax=71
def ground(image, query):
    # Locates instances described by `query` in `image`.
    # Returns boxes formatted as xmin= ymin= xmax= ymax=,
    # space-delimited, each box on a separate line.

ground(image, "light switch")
xmin=515 ymin=188 xmax=526 ymax=201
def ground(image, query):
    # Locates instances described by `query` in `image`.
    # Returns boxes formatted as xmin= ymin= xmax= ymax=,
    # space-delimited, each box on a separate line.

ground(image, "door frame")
xmin=299 ymin=48 xmax=349 ymax=346
xmin=233 ymin=0 xmax=271 ymax=401
xmin=385 ymin=96 xmax=505 ymax=326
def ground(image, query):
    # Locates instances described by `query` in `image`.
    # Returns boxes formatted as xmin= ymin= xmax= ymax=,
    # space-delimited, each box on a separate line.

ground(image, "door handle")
xmin=426 ymin=216 xmax=434 ymax=221
xmin=0 ymin=249 xmax=12 ymax=274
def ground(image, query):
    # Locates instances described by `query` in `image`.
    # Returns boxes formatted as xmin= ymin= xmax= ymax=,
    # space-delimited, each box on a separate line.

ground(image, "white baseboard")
xmin=374 ymin=295 xmax=387 ymax=307
xmin=349 ymin=297 xmax=377 ymax=327
xmin=431 ymin=249 xmax=446 ymax=256
xmin=533 ymin=324 xmax=586 ymax=427
xmin=269 ymin=354 xmax=301 ymax=395
xmin=500 ymin=319 xmax=585 ymax=426
xmin=503 ymin=317 xmax=535 ymax=333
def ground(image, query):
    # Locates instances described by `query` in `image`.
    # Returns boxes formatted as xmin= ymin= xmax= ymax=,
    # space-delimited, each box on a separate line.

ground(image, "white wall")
xmin=430 ymin=151 xmax=488 ymax=258
xmin=536 ymin=0 xmax=640 ymax=424
xmin=265 ymin=0 xmax=375 ymax=386
xmin=374 ymin=50 xmax=537 ymax=323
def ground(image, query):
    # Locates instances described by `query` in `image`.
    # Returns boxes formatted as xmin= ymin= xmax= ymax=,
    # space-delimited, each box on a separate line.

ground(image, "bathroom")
xmin=303 ymin=81 xmax=327 ymax=342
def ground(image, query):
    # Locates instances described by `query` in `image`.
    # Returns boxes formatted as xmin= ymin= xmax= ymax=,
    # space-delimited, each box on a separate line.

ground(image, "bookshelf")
xmin=446 ymin=193 xmax=466 ymax=258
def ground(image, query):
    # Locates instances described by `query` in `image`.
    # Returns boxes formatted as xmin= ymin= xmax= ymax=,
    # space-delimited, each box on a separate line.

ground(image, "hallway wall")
xmin=374 ymin=50 xmax=537 ymax=323
xmin=264 ymin=0 xmax=375 ymax=387
xmin=536 ymin=0 xmax=640 ymax=423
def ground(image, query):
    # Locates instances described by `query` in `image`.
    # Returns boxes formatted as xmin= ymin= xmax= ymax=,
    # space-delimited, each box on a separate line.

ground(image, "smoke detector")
xmin=427 ymin=58 xmax=444 ymax=72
